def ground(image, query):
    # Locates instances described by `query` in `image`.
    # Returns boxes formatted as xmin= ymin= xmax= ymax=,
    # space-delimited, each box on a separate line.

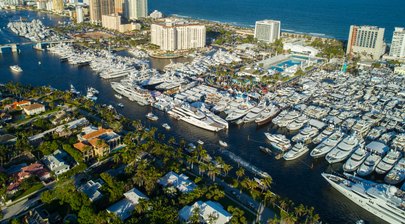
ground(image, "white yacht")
xmin=146 ymin=112 xmax=158 ymax=121
xmin=86 ymin=87 xmax=98 ymax=101
xmin=326 ymin=133 xmax=360 ymax=164
xmin=225 ymin=103 xmax=253 ymax=122
xmin=312 ymin=125 xmax=335 ymax=145
xmin=283 ymin=143 xmax=309 ymax=161
xmin=310 ymin=130 xmax=344 ymax=158
xmin=243 ymin=101 xmax=266 ymax=123
xmin=255 ymin=104 xmax=280 ymax=126
xmin=162 ymin=123 xmax=171 ymax=130
xmin=10 ymin=65 xmax=22 ymax=72
xmin=70 ymin=84 xmax=80 ymax=95
xmin=385 ymin=158 xmax=405 ymax=185
xmin=375 ymin=150 xmax=402 ymax=175
xmin=291 ymin=126 xmax=318 ymax=143
xmin=219 ymin=140 xmax=228 ymax=147
xmin=264 ymin=133 xmax=291 ymax=152
xmin=286 ymin=115 xmax=308 ymax=131
xmin=343 ymin=147 xmax=370 ymax=172
xmin=322 ymin=173 xmax=405 ymax=224
xmin=357 ymin=154 xmax=382 ymax=176
xmin=111 ymin=82 xmax=153 ymax=106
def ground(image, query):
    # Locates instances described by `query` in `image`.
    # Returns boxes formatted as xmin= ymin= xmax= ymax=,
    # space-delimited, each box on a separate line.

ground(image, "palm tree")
xmin=187 ymin=155 xmax=198 ymax=169
xmin=222 ymin=163 xmax=232 ymax=176
xmin=236 ymin=167 xmax=245 ymax=181
xmin=260 ymin=176 xmax=273 ymax=192
xmin=207 ymin=163 xmax=220 ymax=181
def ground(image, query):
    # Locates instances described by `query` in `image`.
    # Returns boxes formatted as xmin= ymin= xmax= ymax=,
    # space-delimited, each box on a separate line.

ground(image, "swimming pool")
xmin=270 ymin=59 xmax=302 ymax=72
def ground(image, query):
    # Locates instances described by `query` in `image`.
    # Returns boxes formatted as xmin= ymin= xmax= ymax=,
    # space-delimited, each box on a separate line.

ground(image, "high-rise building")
xmin=346 ymin=25 xmax=386 ymax=59
xmin=36 ymin=0 xmax=47 ymax=10
xmin=76 ymin=6 xmax=84 ymax=23
xmin=114 ymin=0 xmax=124 ymax=14
xmin=151 ymin=19 xmax=206 ymax=51
xmin=52 ymin=0 xmax=64 ymax=13
xmin=389 ymin=27 xmax=405 ymax=59
xmin=254 ymin=20 xmax=281 ymax=43
xmin=89 ymin=0 xmax=114 ymax=24
xmin=124 ymin=0 xmax=147 ymax=20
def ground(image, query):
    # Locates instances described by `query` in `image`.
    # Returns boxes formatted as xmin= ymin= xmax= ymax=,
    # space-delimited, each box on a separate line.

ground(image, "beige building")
xmin=151 ymin=19 xmax=206 ymax=51
xmin=23 ymin=103 xmax=45 ymax=116
xmin=52 ymin=0 xmax=63 ymax=13
xmin=346 ymin=25 xmax=386 ymax=59
xmin=394 ymin=66 xmax=405 ymax=75
xmin=89 ymin=0 xmax=114 ymax=24
xmin=114 ymin=0 xmax=124 ymax=14
xmin=254 ymin=20 xmax=281 ymax=43
xmin=389 ymin=27 xmax=405 ymax=59
xmin=102 ymin=14 xmax=141 ymax=32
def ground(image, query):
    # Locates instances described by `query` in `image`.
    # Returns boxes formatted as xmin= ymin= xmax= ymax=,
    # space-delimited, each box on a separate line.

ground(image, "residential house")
xmin=4 ymin=100 xmax=31 ymax=111
xmin=74 ymin=126 xmax=121 ymax=160
xmin=23 ymin=103 xmax=46 ymax=116
xmin=42 ymin=150 xmax=71 ymax=176
xmin=79 ymin=179 xmax=104 ymax=202
xmin=179 ymin=201 xmax=232 ymax=224
xmin=7 ymin=163 xmax=50 ymax=194
xmin=158 ymin=171 xmax=196 ymax=193
xmin=26 ymin=207 xmax=62 ymax=224
xmin=106 ymin=188 xmax=148 ymax=220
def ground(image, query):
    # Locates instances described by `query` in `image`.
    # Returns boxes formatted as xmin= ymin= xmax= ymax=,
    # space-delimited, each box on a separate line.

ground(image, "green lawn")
xmin=12 ymin=183 xmax=44 ymax=201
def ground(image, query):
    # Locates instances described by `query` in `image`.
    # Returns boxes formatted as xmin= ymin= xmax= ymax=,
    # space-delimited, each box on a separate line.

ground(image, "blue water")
xmin=149 ymin=0 xmax=405 ymax=41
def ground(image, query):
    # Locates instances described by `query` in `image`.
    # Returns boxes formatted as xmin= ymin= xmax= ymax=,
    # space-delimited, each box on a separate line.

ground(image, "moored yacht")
xmin=310 ymin=130 xmax=344 ymax=158
xmin=375 ymin=150 xmax=402 ymax=175
xmin=322 ymin=173 xmax=405 ymax=224
xmin=385 ymin=158 xmax=405 ymax=185
xmin=291 ymin=126 xmax=318 ymax=143
xmin=343 ymin=147 xmax=370 ymax=172
xmin=326 ymin=133 xmax=360 ymax=164
xmin=264 ymin=133 xmax=291 ymax=152
xmin=283 ymin=143 xmax=309 ymax=161
xmin=10 ymin=65 xmax=22 ymax=72
xmin=255 ymin=104 xmax=280 ymax=126
xmin=146 ymin=112 xmax=158 ymax=121
xmin=312 ymin=124 xmax=335 ymax=145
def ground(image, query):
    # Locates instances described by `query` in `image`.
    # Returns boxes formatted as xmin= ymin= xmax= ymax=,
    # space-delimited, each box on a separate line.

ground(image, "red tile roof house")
xmin=4 ymin=100 xmax=31 ymax=111
xmin=7 ymin=163 xmax=50 ymax=194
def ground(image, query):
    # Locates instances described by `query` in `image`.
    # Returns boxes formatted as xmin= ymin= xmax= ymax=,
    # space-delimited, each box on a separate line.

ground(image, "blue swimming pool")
xmin=270 ymin=59 xmax=302 ymax=72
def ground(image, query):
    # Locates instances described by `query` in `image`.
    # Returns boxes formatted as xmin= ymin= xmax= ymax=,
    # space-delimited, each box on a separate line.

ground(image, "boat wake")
xmin=220 ymin=149 xmax=270 ymax=178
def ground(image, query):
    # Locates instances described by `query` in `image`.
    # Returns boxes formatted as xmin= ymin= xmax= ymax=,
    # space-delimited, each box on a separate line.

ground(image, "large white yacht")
xmin=325 ymin=133 xmax=360 ymax=164
xmin=283 ymin=143 xmax=309 ymax=161
xmin=375 ymin=150 xmax=402 ymax=175
xmin=343 ymin=147 xmax=370 ymax=172
xmin=385 ymin=158 xmax=405 ymax=185
xmin=310 ymin=130 xmax=344 ymax=159
xmin=264 ymin=133 xmax=291 ymax=152
xmin=225 ymin=103 xmax=253 ymax=122
xmin=357 ymin=141 xmax=390 ymax=176
xmin=322 ymin=173 xmax=405 ymax=224
xmin=243 ymin=101 xmax=266 ymax=123
xmin=111 ymin=82 xmax=153 ymax=106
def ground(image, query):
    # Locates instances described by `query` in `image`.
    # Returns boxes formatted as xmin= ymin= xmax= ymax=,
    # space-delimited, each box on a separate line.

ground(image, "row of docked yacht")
xmin=110 ymin=82 xmax=154 ymax=106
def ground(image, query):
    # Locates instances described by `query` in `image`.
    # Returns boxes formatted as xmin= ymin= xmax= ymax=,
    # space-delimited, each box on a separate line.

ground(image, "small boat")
xmin=259 ymin=146 xmax=272 ymax=155
xmin=10 ymin=65 xmax=22 ymax=72
xmin=146 ymin=112 xmax=158 ymax=121
xmin=117 ymin=103 xmax=124 ymax=108
xmin=219 ymin=140 xmax=228 ymax=147
xmin=197 ymin=140 xmax=204 ymax=145
xmin=38 ymin=61 xmax=41 ymax=65
xmin=70 ymin=84 xmax=80 ymax=95
xmin=162 ymin=123 xmax=171 ymax=130
xmin=115 ymin=94 xmax=123 ymax=99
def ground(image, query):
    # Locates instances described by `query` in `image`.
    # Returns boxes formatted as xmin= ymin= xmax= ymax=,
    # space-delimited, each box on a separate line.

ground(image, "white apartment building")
xmin=124 ymin=0 xmax=147 ymax=20
xmin=76 ymin=6 xmax=84 ymax=23
xmin=346 ymin=25 xmax=386 ymax=59
xmin=389 ymin=27 xmax=405 ymax=59
xmin=151 ymin=20 xmax=206 ymax=51
xmin=254 ymin=20 xmax=281 ymax=43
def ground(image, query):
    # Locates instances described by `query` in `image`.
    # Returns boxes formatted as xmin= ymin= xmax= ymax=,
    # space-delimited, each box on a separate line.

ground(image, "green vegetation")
xmin=310 ymin=38 xmax=345 ymax=59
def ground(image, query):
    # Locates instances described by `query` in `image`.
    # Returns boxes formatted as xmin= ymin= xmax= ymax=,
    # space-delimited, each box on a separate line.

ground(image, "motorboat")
xmin=357 ymin=154 xmax=382 ymax=176
xmin=255 ymin=104 xmax=280 ymax=126
xmin=162 ymin=123 xmax=171 ymax=130
xmin=385 ymin=158 xmax=405 ymax=185
xmin=70 ymin=84 xmax=80 ymax=95
xmin=312 ymin=125 xmax=335 ymax=145
xmin=146 ymin=112 xmax=158 ymax=121
xmin=115 ymin=94 xmax=123 ymax=99
xmin=10 ymin=65 xmax=23 ymax=72
xmin=219 ymin=140 xmax=228 ymax=147
xmin=291 ymin=126 xmax=318 ymax=143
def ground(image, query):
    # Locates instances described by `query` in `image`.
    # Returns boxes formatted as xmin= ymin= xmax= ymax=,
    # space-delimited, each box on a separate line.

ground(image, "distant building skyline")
xmin=254 ymin=20 xmax=281 ymax=44
xmin=76 ymin=6 xmax=84 ymax=23
xmin=89 ymin=0 xmax=114 ymax=24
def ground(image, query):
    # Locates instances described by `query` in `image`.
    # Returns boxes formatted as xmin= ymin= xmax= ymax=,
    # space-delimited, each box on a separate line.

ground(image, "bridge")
xmin=0 ymin=39 xmax=76 ymax=54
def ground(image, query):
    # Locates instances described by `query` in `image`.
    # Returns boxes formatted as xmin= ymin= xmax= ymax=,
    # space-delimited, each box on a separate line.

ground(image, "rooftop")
xmin=23 ymin=103 xmax=45 ymax=111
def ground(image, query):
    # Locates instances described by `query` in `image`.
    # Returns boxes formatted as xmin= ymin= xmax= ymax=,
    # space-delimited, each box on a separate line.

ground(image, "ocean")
xmin=0 ymin=9 xmax=393 ymax=224
xmin=149 ymin=0 xmax=405 ymax=41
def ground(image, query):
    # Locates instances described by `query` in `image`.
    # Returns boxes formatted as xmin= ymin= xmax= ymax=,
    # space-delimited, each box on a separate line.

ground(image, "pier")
xmin=0 ymin=39 xmax=75 ymax=54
